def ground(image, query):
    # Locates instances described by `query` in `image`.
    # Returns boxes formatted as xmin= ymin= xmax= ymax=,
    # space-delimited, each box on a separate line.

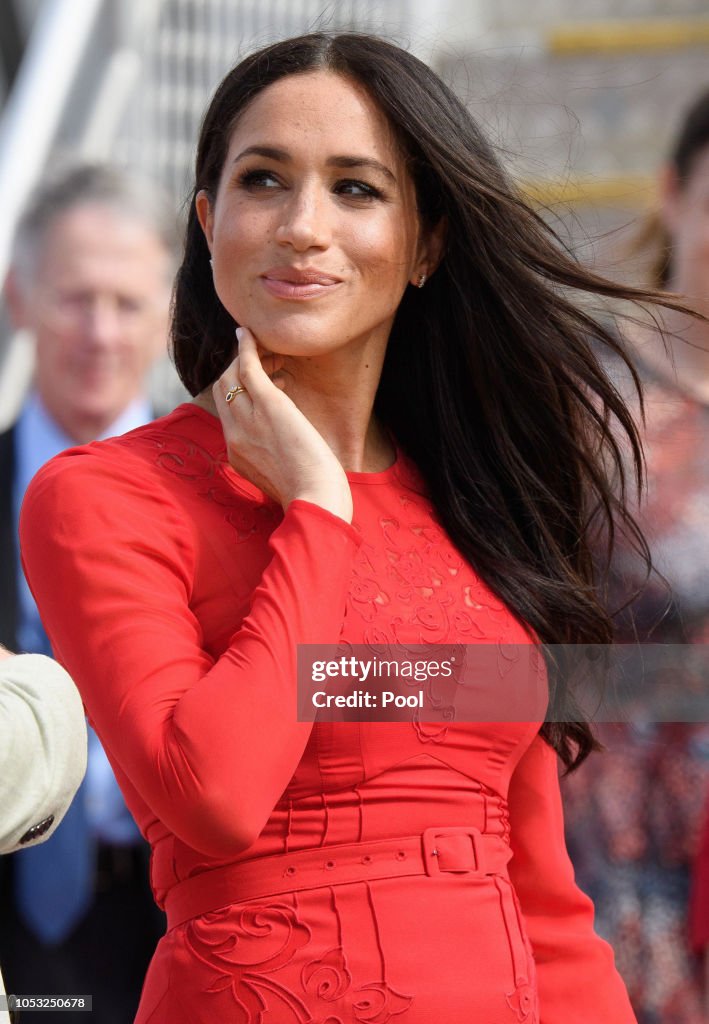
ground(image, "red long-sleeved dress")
xmin=19 ymin=403 xmax=636 ymax=1023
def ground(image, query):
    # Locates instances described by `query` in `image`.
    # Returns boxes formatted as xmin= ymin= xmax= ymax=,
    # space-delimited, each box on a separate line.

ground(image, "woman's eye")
xmin=238 ymin=169 xmax=281 ymax=191
xmin=335 ymin=179 xmax=382 ymax=199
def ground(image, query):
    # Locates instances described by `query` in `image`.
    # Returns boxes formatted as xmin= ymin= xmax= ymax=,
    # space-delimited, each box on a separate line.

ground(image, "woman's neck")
xmin=192 ymin=346 xmax=396 ymax=474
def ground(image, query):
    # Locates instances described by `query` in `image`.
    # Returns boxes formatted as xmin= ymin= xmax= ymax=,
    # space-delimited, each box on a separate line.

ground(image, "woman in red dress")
xmin=18 ymin=33 xmax=683 ymax=1023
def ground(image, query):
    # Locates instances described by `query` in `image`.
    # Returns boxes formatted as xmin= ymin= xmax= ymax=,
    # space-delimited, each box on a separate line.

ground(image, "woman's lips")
xmin=260 ymin=268 xmax=342 ymax=301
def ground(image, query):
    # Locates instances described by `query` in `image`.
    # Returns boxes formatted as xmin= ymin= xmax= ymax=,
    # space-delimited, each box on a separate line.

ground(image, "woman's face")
xmin=661 ymin=144 xmax=709 ymax=311
xmin=196 ymin=70 xmax=440 ymax=359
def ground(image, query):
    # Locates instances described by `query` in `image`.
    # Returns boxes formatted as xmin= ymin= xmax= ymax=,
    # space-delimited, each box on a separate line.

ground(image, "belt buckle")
xmin=422 ymin=826 xmax=485 ymax=876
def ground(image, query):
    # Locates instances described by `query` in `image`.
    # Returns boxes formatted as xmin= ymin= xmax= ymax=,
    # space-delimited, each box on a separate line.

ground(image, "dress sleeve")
xmin=507 ymin=732 xmax=637 ymax=1023
xmin=19 ymin=448 xmax=361 ymax=859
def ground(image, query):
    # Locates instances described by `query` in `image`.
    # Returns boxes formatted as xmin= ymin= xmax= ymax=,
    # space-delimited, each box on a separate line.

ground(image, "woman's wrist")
xmin=288 ymin=486 xmax=353 ymax=523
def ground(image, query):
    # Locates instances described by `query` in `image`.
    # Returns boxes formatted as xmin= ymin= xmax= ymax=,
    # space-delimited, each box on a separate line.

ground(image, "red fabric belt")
xmin=165 ymin=826 xmax=513 ymax=930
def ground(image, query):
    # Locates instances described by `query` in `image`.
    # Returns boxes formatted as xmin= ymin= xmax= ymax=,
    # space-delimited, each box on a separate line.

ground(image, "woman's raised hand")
xmin=213 ymin=327 xmax=353 ymax=523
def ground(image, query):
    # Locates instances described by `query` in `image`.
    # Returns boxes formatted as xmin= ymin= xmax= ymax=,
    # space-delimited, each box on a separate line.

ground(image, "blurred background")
xmin=0 ymin=0 xmax=707 ymax=420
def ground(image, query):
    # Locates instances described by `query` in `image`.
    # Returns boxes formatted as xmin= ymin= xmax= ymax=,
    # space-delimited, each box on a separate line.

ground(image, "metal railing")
xmin=0 ymin=0 xmax=104 ymax=283
xmin=117 ymin=0 xmax=419 ymax=204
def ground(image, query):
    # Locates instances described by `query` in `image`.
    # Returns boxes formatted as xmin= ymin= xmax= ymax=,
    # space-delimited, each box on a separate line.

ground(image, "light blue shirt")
xmin=12 ymin=391 xmax=152 ymax=843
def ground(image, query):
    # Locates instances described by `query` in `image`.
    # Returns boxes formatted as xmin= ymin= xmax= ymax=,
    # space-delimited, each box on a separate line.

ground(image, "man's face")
xmin=11 ymin=203 xmax=172 ymax=440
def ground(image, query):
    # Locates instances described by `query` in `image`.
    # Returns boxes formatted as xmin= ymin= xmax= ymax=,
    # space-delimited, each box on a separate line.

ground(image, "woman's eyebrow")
xmin=232 ymin=145 xmax=397 ymax=184
xmin=232 ymin=145 xmax=289 ymax=165
xmin=326 ymin=156 xmax=397 ymax=184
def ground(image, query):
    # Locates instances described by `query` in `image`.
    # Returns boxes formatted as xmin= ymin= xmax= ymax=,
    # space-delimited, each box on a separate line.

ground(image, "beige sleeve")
xmin=0 ymin=653 xmax=87 ymax=854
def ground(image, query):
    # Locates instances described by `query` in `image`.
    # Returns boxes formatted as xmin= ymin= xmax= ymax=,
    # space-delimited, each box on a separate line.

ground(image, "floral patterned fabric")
xmin=562 ymin=354 xmax=709 ymax=1024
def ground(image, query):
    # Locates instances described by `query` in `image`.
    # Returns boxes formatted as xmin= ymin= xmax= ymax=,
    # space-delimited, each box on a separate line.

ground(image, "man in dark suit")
xmin=0 ymin=164 xmax=177 ymax=1024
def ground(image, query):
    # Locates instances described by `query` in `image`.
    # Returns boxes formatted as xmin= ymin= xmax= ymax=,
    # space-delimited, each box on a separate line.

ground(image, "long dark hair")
xmin=172 ymin=32 xmax=688 ymax=770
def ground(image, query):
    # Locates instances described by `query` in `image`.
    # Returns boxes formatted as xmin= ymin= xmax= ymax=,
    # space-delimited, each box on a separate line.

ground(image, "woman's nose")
xmin=274 ymin=187 xmax=330 ymax=251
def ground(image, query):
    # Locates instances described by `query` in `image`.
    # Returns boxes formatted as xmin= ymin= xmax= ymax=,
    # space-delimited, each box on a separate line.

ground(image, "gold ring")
xmin=225 ymin=385 xmax=246 ymax=402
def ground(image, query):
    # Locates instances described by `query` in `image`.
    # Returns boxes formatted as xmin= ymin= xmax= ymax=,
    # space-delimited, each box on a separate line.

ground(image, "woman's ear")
xmin=195 ymin=190 xmax=215 ymax=251
xmin=415 ymin=216 xmax=447 ymax=285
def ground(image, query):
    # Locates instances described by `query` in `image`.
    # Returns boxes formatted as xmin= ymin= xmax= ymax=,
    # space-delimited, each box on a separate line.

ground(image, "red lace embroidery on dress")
xmin=178 ymin=872 xmax=415 ymax=1022
xmin=183 ymin=899 xmax=415 ymax=1023
xmin=152 ymin=434 xmax=280 ymax=540
xmin=184 ymin=903 xmax=312 ymax=1022
xmin=343 ymin=494 xmax=537 ymax=746
xmin=301 ymin=946 xmax=352 ymax=1001
xmin=351 ymin=981 xmax=414 ymax=1022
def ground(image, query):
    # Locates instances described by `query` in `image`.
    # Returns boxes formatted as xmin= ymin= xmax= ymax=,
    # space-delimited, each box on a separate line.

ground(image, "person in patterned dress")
xmin=563 ymin=87 xmax=709 ymax=1024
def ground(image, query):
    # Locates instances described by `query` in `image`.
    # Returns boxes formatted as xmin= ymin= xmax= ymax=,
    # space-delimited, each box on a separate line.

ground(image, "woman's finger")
xmin=214 ymin=355 xmax=251 ymax=408
xmin=236 ymin=327 xmax=274 ymax=399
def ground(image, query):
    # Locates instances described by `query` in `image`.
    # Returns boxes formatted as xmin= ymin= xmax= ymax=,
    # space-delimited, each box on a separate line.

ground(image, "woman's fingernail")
xmin=235 ymin=326 xmax=244 ymax=342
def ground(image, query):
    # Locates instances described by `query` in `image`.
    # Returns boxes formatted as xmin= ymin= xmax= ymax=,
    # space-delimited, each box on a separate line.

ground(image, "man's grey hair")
xmin=12 ymin=163 xmax=180 ymax=286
